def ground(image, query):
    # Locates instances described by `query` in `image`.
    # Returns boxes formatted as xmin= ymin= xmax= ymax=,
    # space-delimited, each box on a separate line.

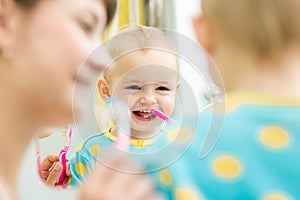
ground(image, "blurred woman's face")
xmin=9 ymin=0 xmax=107 ymax=125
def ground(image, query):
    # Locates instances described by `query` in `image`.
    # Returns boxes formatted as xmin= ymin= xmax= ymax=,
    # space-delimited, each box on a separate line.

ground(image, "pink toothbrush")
xmin=57 ymin=126 xmax=72 ymax=187
xmin=152 ymin=109 xmax=175 ymax=123
xmin=37 ymin=149 xmax=42 ymax=177
xmin=115 ymin=130 xmax=130 ymax=151
xmin=112 ymin=99 xmax=131 ymax=151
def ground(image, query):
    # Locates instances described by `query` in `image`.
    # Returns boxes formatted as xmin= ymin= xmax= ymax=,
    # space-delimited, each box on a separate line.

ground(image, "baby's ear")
xmin=97 ymin=79 xmax=111 ymax=102
xmin=192 ymin=15 xmax=214 ymax=55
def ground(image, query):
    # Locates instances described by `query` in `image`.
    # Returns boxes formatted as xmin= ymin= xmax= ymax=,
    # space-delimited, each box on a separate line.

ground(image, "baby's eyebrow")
xmin=123 ymin=80 xmax=141 ymax=84
xmin=158 ymin=81 xmax=173 ymax=85
xmin=123 ymin=80 xmax=176 ymax=86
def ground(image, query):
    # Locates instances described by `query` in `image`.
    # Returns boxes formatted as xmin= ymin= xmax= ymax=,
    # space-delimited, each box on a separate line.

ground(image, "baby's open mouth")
xmin=132 ymin=109 xmax=156 ymax=121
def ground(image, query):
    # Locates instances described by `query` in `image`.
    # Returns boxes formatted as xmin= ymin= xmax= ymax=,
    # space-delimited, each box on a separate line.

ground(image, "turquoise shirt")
xmin=69 ymin=93 xmax=300 ymax=199
xmin=155 ymin=93 xmax=300 ymax=200
xmin=68 ymin=123 xmax=183 ymax=188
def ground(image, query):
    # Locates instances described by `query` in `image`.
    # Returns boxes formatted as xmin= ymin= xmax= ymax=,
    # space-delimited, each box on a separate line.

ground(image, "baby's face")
xmin=109 ymin=50 xmax=179 ymax=137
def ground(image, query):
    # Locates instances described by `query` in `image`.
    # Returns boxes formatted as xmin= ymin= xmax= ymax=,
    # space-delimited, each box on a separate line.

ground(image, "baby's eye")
xmin=156 ymin=86 xmax=170 ymax=91
xmin=126 ymin=85 xmax=141 ymax=90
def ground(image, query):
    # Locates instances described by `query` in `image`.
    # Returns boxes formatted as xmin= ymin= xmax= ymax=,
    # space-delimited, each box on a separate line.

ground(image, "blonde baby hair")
xmin=107 ymin=26 xmax=177 ymax=60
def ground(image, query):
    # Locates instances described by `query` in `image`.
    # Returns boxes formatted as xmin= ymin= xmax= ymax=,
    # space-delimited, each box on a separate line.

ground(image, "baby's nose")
xmin=139 ymin=91 xmax=157 ymax=104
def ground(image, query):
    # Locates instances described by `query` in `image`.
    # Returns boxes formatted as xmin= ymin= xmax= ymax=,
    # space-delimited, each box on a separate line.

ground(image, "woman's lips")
xmin=85 ymin=58 xmax=107 ymax=73
xmin=74 ymin=57 xmax=108 ymax=87
xmin=75 ymin=75 xmax=90 ymax=87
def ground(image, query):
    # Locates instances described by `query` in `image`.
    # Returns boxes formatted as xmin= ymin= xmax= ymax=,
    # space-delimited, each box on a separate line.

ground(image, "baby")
xmin=68 ymin=26 xmax=181 ymax=187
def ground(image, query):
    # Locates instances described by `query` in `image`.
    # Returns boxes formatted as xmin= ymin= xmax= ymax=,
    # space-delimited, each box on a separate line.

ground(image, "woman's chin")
xmin=46 ymin=109 xmax=73 ymax=127
xmin=73 ymin=99 xmax=86 ymax=122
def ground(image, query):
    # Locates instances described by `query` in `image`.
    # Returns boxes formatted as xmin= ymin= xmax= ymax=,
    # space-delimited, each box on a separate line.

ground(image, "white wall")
xmin=174 ymin=0 xmax=201 ymax=42
xmin=172 ymin=0 xmax=213 ymax=110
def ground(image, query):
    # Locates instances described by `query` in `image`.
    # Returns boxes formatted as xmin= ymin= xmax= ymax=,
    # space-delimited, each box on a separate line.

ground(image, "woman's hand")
xmin=80 ymin=153 xmax=165 ymax=200
xmin=39 ymin=154 xmax=70 ymax=187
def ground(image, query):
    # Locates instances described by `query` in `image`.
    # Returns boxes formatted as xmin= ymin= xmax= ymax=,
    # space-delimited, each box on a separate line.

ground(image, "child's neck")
xmin=229 ymin=46 xmax=300 ymax=98
xmin=110 ymin=126 xmax=159 ymax=141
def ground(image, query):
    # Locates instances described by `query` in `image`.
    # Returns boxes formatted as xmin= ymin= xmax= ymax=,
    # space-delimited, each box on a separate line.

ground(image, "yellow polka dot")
xmin=175 ymin=188 xmax=201 ymax=200
xmin=75 ymin=162 xmax=86 ymax=176
xmin=212 ymin=155 xmax=242 ymax=179
xmin=259 ymin=126 xmax=290 ymax=149
xmin=158 ymin=170 xmax=172 ymax=186
xmin=262 ymin=194 xmax=289 ymax=200
xmin=76 ymin=144 xmax=83 ymax=152
xmin=167 ymin=128 xmax=193 ymax=143
xmin=131 ymin=140 xmax=146 ymax=148
xmin=67 ymin=177 xmax=72 ymax=186
xmin=90 ymin=144 xmax=101 ymax=157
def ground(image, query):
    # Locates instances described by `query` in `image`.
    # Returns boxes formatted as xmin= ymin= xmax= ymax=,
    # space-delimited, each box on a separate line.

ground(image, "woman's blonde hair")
xmin=202 ymin=0 xmax=300 ymax=59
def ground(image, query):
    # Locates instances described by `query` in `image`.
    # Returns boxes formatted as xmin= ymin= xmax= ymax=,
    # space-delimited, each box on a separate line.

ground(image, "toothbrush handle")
xmin=57 ymin=148 xmax=67 ymax=185
xmin=115 ymin=131 xmax=130 ymax=151
xmin=152 ymin=109 xmax=175 ymax=123
xmin=57 ymin=126 xmax=72 ymax=186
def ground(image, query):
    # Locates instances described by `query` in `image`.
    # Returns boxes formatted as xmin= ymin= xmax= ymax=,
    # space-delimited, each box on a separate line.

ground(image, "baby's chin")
xmin=129 ymin=123 xmax=165 ymax=140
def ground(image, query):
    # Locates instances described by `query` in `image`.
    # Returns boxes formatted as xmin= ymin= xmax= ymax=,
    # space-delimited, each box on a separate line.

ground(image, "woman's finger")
xmin=46 ymin=162 xmax=62 ymax=187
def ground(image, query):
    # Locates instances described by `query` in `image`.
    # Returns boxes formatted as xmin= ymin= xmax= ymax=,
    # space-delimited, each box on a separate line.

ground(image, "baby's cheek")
xmin=116 ymin=92 xmax=135 ymax=105
xmin=162 ymin=96 xmax=176 ymax=115
xmin=127 ymin=94 xmax=140 ymax=107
